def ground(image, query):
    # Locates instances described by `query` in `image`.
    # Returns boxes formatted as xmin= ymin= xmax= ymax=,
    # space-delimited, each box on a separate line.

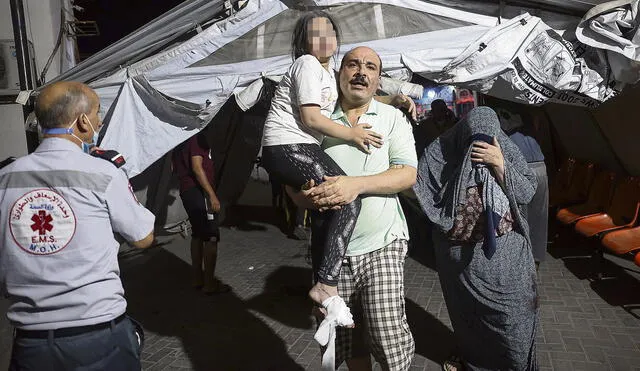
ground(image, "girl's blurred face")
xmin=307 ymin=17 xmax=337 ymax=61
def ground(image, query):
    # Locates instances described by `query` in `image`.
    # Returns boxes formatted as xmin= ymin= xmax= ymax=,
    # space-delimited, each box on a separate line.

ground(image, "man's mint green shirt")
xmin=323 ymin=99 xmax=418 ymax=256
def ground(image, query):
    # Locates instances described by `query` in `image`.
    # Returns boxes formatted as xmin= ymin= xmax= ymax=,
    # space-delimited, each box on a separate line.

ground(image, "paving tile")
xmin=582 ymin=346 xmax=608 ymax=364
xmin=549 ymin=351 xmax=588 ymax=362
xmin=563 ymin=337 xmax=584 ymax=353
xmin=1 ymin=210 xmax=640 ymax=371
xmin=538 ymin=351 xmax=552 ymax=368
xmin=606 ymin=355 xmax=634 ymax=371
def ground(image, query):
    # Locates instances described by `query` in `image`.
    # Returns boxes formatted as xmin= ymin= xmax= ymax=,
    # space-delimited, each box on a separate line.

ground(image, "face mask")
xmin=41 ymin=114 xmax=100 ymax=153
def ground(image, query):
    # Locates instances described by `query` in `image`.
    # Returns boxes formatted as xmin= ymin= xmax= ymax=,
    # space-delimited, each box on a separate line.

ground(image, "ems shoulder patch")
xmin=91 ymin=149 xmax=126 ymax=168
xmin=9 ymin=189 xmax=77 ymax=255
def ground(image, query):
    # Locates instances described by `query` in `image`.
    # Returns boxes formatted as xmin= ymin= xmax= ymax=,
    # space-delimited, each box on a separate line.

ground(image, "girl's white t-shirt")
xmin=262 ymin=54 xmax=338 ymax=147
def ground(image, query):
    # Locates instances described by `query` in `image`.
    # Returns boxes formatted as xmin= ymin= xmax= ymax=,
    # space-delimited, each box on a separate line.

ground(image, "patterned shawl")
xmin=413 ymin=107 xmax=537 ymax=257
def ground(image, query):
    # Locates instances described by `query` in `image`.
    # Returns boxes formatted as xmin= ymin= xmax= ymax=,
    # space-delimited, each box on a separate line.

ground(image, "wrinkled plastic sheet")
xmin=425 ymin=13 xmax=626 ymax=107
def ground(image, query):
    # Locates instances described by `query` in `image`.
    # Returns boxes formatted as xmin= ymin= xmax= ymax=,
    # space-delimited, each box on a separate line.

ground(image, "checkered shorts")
xmin=334 ymin=239 xmax=415 ymax=370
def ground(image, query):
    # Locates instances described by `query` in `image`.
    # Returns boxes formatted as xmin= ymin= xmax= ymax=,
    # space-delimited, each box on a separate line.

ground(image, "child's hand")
xmin=350 ymin=123 xmax=383 ymax=153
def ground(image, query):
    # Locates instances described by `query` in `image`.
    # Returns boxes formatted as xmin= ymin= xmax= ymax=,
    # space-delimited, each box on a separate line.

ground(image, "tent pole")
xmin=10 ymin=0 xmax=38 ymax=153
xmin=10 ymin=0 xmax=35 ymax=92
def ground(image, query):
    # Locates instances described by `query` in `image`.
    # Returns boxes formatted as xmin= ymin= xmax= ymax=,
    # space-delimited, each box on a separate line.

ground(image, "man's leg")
xmin=190 ymin=237 xmax=204 ymax=287
xmin=330 ymin=258 xmax=369 ymax=369
xmin=202 ymin=208 xmax=226 ymax=294
xmin=202 ymin=239 xmax=218 ymax=292
xmin=181 ymin=188 xmax=207 ymax=289
xmin=360 ymin=240 xmax=414 ymax=371
xmin=11 ymin=318 xmax=142 ymax=370
xmin=346 ymin=356 xmax=372 ymax=371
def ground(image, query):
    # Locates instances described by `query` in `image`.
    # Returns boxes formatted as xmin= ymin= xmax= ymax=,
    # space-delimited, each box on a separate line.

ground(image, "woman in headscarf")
xmin=414 ymin=107 xmax=538 ymax=370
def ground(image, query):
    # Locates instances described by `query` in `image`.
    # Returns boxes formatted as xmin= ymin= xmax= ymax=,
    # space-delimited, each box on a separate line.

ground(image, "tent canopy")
xmin=41 ymin=0 xmax=640 ymax=228
xmin=52 ymin=0 xmax=615 ymax=85
xmin=58 ymin=0 xmax=638 ymax=176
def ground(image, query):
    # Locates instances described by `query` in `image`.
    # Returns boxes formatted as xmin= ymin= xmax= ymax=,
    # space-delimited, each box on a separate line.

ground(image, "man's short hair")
xmin=35 ymin=85 xmax=92 ymax=129
xmin=431 ymin=99 xmax=447 ymax=110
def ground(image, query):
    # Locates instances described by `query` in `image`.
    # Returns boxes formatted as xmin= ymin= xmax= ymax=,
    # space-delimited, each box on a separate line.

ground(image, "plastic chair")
xmin=635 ymin=252 xmax=640 ymax=267
xmin=556 ymin=171 xmax=617 ymax=225
xmin=575 ymin=177 xmax=640 ymax=238
xmin=601 ymin=226 xmax=640 ymax=255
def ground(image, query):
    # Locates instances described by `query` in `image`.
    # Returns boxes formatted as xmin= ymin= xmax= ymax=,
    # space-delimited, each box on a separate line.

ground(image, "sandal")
xmin=443 ymin=355 xmax=464 ymax=371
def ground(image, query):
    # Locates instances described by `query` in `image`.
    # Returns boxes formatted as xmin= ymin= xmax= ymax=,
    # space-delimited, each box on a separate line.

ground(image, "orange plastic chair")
xmin=575 ymin=177 xmax=640 ymax=238
xmin=635 ymin=252 xmax=640 ymax=267
xmin=601 ymin=226 xmax=640 ymax=255
xmin=556 ymin=171 xmax=616 ymax=225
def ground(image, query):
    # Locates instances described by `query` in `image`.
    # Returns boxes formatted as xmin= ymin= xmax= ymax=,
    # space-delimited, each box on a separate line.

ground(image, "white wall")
xmin=0 ymin=104 xmax=29 ymax=159
xmin=1 ymin=0 xmax=64 ymax=158
xmin=0 ymin=0 xmax=64 ymax=84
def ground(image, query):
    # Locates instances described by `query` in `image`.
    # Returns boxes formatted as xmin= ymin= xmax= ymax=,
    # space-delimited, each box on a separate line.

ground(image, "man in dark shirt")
xmin=172 ymin=131 xmax=228 ymax=294
xmin=414 ymin=99 xmax=457 ymax=155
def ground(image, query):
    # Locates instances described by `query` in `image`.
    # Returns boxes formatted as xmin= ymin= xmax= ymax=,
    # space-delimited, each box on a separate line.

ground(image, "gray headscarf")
xmin=413 ymin=106 xmax=537 ymax=256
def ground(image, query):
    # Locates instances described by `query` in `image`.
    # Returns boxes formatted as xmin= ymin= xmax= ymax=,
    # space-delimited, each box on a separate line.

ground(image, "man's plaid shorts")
xmin=333 ymin=239 xmax=415 ymax=370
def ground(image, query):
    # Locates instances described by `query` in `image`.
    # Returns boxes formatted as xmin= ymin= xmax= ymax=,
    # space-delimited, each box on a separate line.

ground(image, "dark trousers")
xmin=262 ymin=143 xmax=361 ymax=286
xmin=10 ymin=316 xmax=143 ymax=371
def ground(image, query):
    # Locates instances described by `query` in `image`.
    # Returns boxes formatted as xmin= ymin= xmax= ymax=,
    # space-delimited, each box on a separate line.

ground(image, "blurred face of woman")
xmin=307 ymin=17 xmax=337 ymax=62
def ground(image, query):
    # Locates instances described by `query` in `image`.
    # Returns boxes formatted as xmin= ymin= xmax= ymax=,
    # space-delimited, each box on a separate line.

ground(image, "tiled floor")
xmin=1 ymin=203 xmax=639 ymax=370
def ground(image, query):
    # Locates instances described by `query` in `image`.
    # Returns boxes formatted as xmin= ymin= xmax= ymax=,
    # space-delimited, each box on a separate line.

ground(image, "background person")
xmin=498 ymin=108 xmax=549 ymax=268
xmin=172 ymin=130 xmax=228 ymax=295
xmin=414 ymin=99 xmax=457 ymax=155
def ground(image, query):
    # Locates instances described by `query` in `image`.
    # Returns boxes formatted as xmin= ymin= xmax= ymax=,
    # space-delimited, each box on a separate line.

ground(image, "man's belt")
xmin=15 ymin=314 xmax=126 ymax=339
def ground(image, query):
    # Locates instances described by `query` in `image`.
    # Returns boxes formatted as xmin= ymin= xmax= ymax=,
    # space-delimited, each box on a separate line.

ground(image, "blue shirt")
xmin=509 ymin=132 xmax=544 ymax=163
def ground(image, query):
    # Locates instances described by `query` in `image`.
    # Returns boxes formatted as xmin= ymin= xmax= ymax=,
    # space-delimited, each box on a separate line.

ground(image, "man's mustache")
xmin=349 ymin=74 xmax=368 ymax=86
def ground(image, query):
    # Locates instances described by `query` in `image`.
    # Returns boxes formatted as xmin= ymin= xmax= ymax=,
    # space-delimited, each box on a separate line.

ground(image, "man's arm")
xmin=307 ymin=165 xmax=416 ymax=210
xmin=191 ymin=155 xmax=220 ymax=212
xmin=106 ymin=170 xmax=156 ymax=248
xmin=130 ymin=232 xmax=154 ymax=249
xmin=307 ymin=107 xmax=418 ymax=210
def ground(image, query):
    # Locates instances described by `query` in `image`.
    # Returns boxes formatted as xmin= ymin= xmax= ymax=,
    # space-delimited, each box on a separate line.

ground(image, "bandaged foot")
xmin=314 ymin=296 xmax=354 ymax=371
xmin=314 ymin=296 xmax=354 ymax=344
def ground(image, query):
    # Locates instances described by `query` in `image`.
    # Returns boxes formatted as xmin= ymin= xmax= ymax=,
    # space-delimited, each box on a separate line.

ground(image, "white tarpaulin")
xmin=576 ymin=0 xmax=640 ymax=83
xmin=100 ymin=75 xmax=222 ymax=177
xmin=428 ymin=13 xmax=615 ymax=108
xmin=40 ymin=0 xmax=640 ymax=227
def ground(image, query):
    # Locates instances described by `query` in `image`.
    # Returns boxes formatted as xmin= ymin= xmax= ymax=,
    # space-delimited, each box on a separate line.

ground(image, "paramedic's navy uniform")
xmin=0 ymin=138 xmax=155 ymax=370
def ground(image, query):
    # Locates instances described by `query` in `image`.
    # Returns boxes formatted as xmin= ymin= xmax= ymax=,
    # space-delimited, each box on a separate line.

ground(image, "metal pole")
xmin=10 ymin=0 xmax=38 ymax=153
xmin=10 ymin=0 xmax=35 ymax=91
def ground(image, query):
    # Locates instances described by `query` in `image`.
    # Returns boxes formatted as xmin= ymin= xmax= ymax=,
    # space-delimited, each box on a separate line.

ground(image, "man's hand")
xmin=208 ymin=194 xmax=221 ymax=213
xmin=391 ymin=94 xmax=417 ymax=121
xmin=349 ymin=124 xmax=383 ymax=154
xmin=308 ymin=176 xmax=363 ymax=212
